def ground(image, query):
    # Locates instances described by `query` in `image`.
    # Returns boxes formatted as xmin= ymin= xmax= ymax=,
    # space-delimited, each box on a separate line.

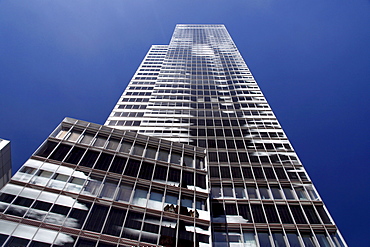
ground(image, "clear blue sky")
xmin=0 ymin=0 xmax=369 ymax=245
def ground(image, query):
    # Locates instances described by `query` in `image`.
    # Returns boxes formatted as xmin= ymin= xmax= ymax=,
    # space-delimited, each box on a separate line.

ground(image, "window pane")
xmin=243 ymin=232 xmax=257 ymax=247
xmin=132 ymin=188 xmax=148 ymax=206
xmin=271 ymin=187 xmax=283 ymax=199
xmin=116 ymin=183 xmax=133 ymax=203
xmin=158 ymin=150 xmax=169 ymax=162
xmin=272 ymin=233 xmax=286 ymax=247
xmin=99 ymin=179 xmax=118 ymax=199
xmin=257 ymin=232 xmax=272 ymax=247
xmin=132 ymin=144 xmax=145 ymax=156
xmin=144 ymin=147 xmax=157 ymax=159
xmin=259 ymin=187 xmax=270 ymax=199
xmin=147 ymin=191 xmax=163 ymax=210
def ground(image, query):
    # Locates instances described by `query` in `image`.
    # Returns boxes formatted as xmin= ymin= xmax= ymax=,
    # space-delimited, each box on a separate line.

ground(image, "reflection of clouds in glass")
xmin=0 ymin=219 xmax=17 ymax=234
xmin=0 ymin=219 xmax=74 ymax=245
xmin=26 ymin=208 xmax=48 ymax=221
xmin=0 ymin=202 xmax=8 ymax=212
xmin=13 ymin=224 xmax=37 ymax=239
xmin=54 ymin=232 xmax=75 ymax=246
xmin=34 ymin=228 xmax=58 ymax=243
xmin=2 ymin=183 xmax=23 ymax=195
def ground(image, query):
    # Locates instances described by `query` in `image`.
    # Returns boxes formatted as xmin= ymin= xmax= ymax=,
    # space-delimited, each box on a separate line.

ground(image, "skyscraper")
xmin=0 ymin=24 xmax=346 ymax=246
xmin=0 ymin=139 xmax=11 ymax=189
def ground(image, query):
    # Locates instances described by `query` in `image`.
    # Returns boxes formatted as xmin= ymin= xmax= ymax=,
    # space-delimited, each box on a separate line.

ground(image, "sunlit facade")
xmin=0 ymin=24 xmax=346 ymax=246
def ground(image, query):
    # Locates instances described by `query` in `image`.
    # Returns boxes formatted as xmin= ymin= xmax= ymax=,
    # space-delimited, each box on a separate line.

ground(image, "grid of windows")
xmin=0 ymin=25 xmax=346 ymax=246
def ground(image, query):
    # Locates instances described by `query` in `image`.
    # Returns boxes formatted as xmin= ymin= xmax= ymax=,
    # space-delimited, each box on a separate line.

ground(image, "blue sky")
xmin=0 ymin=0 xmax=369 ymax=245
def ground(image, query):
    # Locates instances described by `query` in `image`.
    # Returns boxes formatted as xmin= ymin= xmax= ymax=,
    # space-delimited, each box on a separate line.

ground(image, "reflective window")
xmin=272 ymin=232 xmax=286 ymax=247
xmin=116 ymin=183 xmax=133 ymax=203
xmin=99 ymin=179 xmax=118 ymax=199
xmin=132 ymin=188 xmax=148 ymax=206
xmin=243 ymin=232 xmax=257 ymax=247
xmin=147 ymin=191 xmax=163 ymax=210
xmin=257 ymin=232 xmax=272 ymax=247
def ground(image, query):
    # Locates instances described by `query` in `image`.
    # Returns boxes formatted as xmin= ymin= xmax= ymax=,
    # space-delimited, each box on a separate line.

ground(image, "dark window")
xmin=69 ymin=205 xmax=91 ymax=229
xmin=103 ymin=207 xmax=127 ymax=236
xmin=226 ymin=140 xmax=235 ymax=149
xmin=154 ymin=165 xmax=167 ymax=181
xmin=209 ymin=152 xmax=218 ymax=162
xmin=6 ymin=237 xmax=29 ymax=247
xmin=274 ymin=168 xmax=287 ymax=179
xmin=225 ymin=204 xmax=237 ymax=215
xmin=13 ymin=197 xmax=33 ymax=207
xmin=263 ymin=167 xmax=276 ymax=179
xmin=49 ymin=144 xmax=71 ymax=161
xmin=220 ymin=167 xmax=231 ymax=178
xmin=168 ymin=168 xmax=180 ymax=183
xmin=65 ymin=147 xmax=85 ymax=164
xmin=84 ymin=204 xmax=109 ymax=232
xmin=75 ymin=239 xmax=97 ymax=247
xmin=79 ymin=150 xmax=99 ymax=168
xmin=252 ymin=167 xmax=264 ymax=179
xmin=303 ymin=205 xmax=320 ymax=224
xmin=182 ymin=171 xmax=194 ymax=187
xmin=316 ymin=206 xmax=331 ymax=224
xmin=238 ymin=152 xmax=249 ymax=162
xmin=232 ymin=129 xmax=242 ymax=137
xmin=238 ymin=204 xmax=252 ymax=222
xmin=0 ymin=193 xmax=15 ymax=203
xmin=207 ymin=139 xmax=216 ymax=148
xmin=211 ymin=201 xmax=225 ymax=217
xmin=139 ymin=162 xmax=154 ymax=180
xmin=94 ymin=153 xmax=113 ymax=171
xmin=264 ymin=204 xmax=280 ymax=223
xmin=228 ymin=152 xmax=238 ymax=162
xmin=32 ymin=201 xmax=52 ymax=211
xmin=207 ymin=129 xmax=215 ymax=136
xmin=251 ymin=204 xmax=266 ymax=223
xmin=196 ymin=173 xmax=206 ymax=189
xmin=36 ymin=141 xmax=57 ymax=158
xmin=217 ymin=140 xmax=226 ymax=148
xmin=231 ymin=167 xmax=242 ymax=178
xmin=109 ymin=156 xmax=127 ymax=174
xmin=124 ymin=211 xmax=144 ymax=230
xmin=290 ymin=205 xmax=307 ymax=224
xmin=224 ymin=129 xmax=233 ymax=136
xmin=242 ymin=167 xmax=253 ymax=179
xmin=277 ymin=205 xmax=294 ymax=224
xmin=29 ymin=241 xmax=51 ymax=247
xmin=218 ymin=152 xmax=228 ymax=162
xmin=209 ymin=167 xmax=219 ymax=178
xmin=124 ymin=159 xmax=141 ymax=177
xmin=235 ymin=140 xmax=245 ymax=148
xmin=51 ymin=205 xmax=70 ymax=216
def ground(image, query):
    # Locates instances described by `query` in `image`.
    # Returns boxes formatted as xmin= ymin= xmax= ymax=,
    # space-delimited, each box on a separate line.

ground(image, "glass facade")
xmin=0 ymin=24 xmax=346 ymax=246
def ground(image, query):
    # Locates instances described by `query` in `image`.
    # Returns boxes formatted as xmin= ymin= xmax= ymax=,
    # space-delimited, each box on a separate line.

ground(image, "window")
xmin=116 ymin=183 xmax=133 ymax=203
xmin=102 ymin=207 xmax=126 ymax=236
xmin=157 ymin=149 xmax=169 ymax=162
xmin=147 ymin=191 xmax=163 ymax=210
xmin=84 ymin=204 xmax=109 ymax=232
xmin=132 ymin=188 xmax=148 ymax=207
xmin=271 ymin=187 xmax=283 ymax=199
xmin=99 ymin=179 xmax=118 ymax=199
xmin=247 ymin=186 xmax=258 ymax=199
xmin=259 ymin=187 xmax=270 ymax=199
xmin=132 ymin=144 xmax=145 ymax=156
xmin=144 ymin=147 xmax=157 ymax=159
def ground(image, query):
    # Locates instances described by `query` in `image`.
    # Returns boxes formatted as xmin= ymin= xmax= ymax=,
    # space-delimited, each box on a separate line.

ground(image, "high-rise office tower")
xmin=0 ymin=139 xmax=11 ymax=189
xmin=0 ymin=25 xmax=346 ymax=246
